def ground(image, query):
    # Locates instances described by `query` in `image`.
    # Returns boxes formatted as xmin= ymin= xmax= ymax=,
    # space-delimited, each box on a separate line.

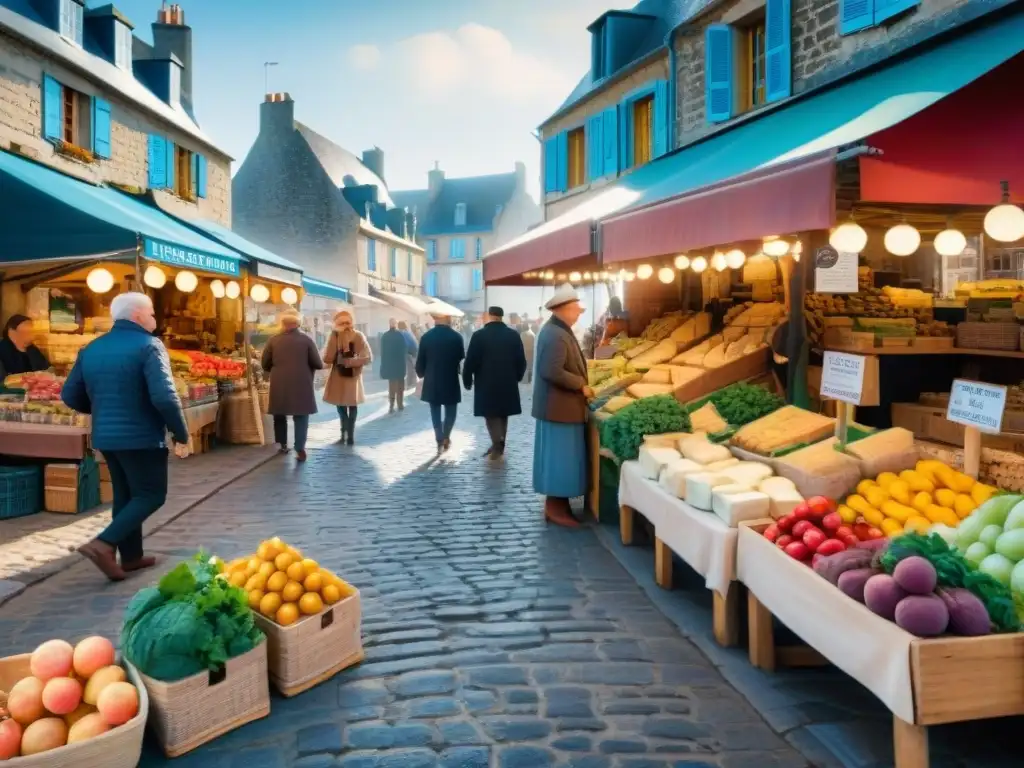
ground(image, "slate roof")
xmin=391 ymin=172 xmax=517 ymax=236
xmin=295 ymin=123 xmax=394 ymax=207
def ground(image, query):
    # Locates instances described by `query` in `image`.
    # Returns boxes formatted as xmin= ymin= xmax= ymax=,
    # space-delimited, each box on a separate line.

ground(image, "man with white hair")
xmin=62 ymin=291 xmax=190 ymax=581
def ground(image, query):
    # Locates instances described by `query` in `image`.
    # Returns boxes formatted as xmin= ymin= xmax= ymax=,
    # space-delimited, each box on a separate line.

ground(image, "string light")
xmin=762 ymin=237 xmax=790 ymax=257
xmin=983 ymin=181 xmax=1024 ymax=242
xmin=933 ymin=227 xmax=967 ymax=258
xmin=725 ymin=249 xmax=746 ymax=269
xmin=225 ymin=281 xmax=241 ymax=299
xmin=657 ymin=267 xmax=675 ymax=284
xmin=711 ymin=252 xmax=727 ymax=272
xmin=250 ymin=284 xmax=270 ymax=302
xmin=569 ymin=272 xmax=582 ymax=282
xmin=674 ymin=254 xmax=690 ymax=270
xmin=690 ymin=256 xmax=708 ymax=273
xmin=636 ymin=264 xmax=654 ymax=280
xmin=174 ymin=270 xmax=198 ymax=293
xmin=281 ymin=286 xmax=299 ymax=305
xmin=86 ymin=267 xmax=114 ymax=294
xmin=143 ymin=265 xmax=166 ymax=289
xmin=884 ymin=223 xmax=921 ymax=257
xmin=830 ymin=221 xmax=868 ymax=253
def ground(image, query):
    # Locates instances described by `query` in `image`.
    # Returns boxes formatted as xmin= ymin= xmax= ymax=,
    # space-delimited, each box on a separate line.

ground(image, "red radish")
xmin=777 ymin=514 xmax=796 ymax=532
xmin=841 ymin=533 xmax=860 ymax=548
xmin=835 ymin=524 xmax=854 ymax=539
xmin=791 ymin=502 xmax=812 ymax=521
xmin=763 ymin=523 xmax=780 ymax=542
xmin=784 ymin=541 xmax=811 ymax=560
xmin=803 ymin=528 xmax=827 ymax=551
xmin=816 ymin=538 xmax=847 ymax=556
xmin=791 ymin=520 xmax=814 ymax=538
xmin=776 ymin=534 xmax=794 ymax=549
xmin=853 ymin=523 xmax=872 ymax=541
xmin=866 ymin=527 xmax=885 ymax=540
xmin=821 ymin=513 xmax=842 ymax=533
xmin=807 ymin=496 xmax=835 ymax=518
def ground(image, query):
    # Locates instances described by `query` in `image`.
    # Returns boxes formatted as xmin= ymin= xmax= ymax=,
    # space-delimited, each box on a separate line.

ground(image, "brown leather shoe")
xmin=79 ymin=540 xmax=126 ymax=581
xmin=122 ymin=556 xmax=157 ymax=573
xmin=296 ymin=449 xmax=307 ymax=462
xmin=544 ymin=498 xmax=580 ymax=528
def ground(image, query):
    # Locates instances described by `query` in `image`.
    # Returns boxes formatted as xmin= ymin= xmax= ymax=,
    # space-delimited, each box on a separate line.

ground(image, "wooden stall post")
xmin=242 ymin=272 xmax=266 ymax=446
xmin=712 ymin=584 xmax=741 ymax=648
xmin=946 ymin=379 xmax=1008 ymax=480
xmin=586 ymin=419 xmax=600 ymax=519
xmin=654 ymin=538 xmax=672 ymax=589
xmin=620 ymin=505 xmax=635 ymax=545
xmin=892 ymin=717 xmax=929 ymax=768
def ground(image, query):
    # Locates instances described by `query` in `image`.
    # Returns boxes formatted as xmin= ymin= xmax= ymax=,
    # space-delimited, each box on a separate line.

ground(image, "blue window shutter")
xmin=190 ymin=152 xmax=198 ymax=195
xmin=91 ymin=97 xmax=111 ymax=158
xmin=765 ymin=0 xmax=792 ymax=103
xmin=555 ymin=131 xmax=569 ymax=193
xmin=475 ymin=237 xmax=482 ymax=260
xmin=165 ymin=140 xmax=175 ymax=190
xmin=839 ymin=0 xmax=873 ymax=34
xmin=602 ymin=106 xmax=618 ymax=177
xmin=653 ymin=80 xmax=669 ymax=158
xmin=874 ymin=0 xmax=919 ymax=23
xmin=543 ymin=137 xmax=558 ymax=193
xmin=586 ymin=114 xmax=603 ymax=180
xmin=147 ymin=134 xmax=166 ymax=188
xmin=196 ymin=154 xmax=208 ymax=198
xmin=42 ymin=75 xmax=62 ymax=141
xmin=705 ymin=25 xmax=733 ymax=124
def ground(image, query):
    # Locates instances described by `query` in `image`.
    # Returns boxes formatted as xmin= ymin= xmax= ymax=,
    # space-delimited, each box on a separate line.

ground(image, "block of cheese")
xmin=845 ymin=427 xmax=919 ymax=477
xmin=602 ymin=396 xmax=634 ymax=414
xmin=638 ymin=445 xmax=681 ymax=479
xmin=685 ymin=472 xmax=733 ymax=510
xmin=623 ymin=340 xmax=656 ymax=359
xmin=704 ymin=457 xmax=741 ymax=473
xmin=626 ymin=383 xmax=674 ymax=399
xmin=722 ymin=326 xmax=747 ymax=343
xmin=659 ymin=458 xmax=705 ymax=497
xmin=720 ymin=461 xmax=775 ymax=487
xmin=759 ymin=476 xmax=804 ymax=520
xmin=712 ymin=488 xmax=771 ymax=526
xmin=694 ymin=312 xmax=711 ymax=338
xmin=627 ymin=339 xmax=679 ymax=371
xmin=669 ymin=318 xmax=696 ymax=345
xmin=641 ymin=365 xmax=674 ymax=384
xmin=678 ymin=435 xmax=733 ymax=465
xmin=670 ymin=366 xmax=704 ymax=388
xmin=690 ymin=402 xmax=728 ymax=433
xmin=701 ymin=346 xmax=729 ymax=368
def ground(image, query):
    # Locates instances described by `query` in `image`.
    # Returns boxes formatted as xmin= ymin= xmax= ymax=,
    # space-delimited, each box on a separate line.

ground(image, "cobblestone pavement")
xmin=0 ymin=389 xmax=809 ymax=768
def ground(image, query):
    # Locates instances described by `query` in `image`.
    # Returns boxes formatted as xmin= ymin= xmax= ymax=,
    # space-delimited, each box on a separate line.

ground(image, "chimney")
xmin=428 ymin=161 xmax=445 ymax=202
xmin=362 ymin=147 xmax=385 ymax=184
xmin=514 ymin=160 xmax=526 ymax=192
xmin=152 ymin=4 xmax=192 ymax=113
xmin=259 ymin=92 xmax=295 ymax=135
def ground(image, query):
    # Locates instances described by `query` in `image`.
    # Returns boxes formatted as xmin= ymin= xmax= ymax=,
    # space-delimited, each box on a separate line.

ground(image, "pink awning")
xmin=484 ymin=219 xmax=594 ymax=285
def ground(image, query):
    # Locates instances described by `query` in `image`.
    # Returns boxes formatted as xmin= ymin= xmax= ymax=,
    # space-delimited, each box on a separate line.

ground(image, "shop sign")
xmin=815 ymin=246 xmax=858 ymax=293
xmin=947 ymin=379 xmax=1007 ymax=434
xmin=145 ymin=237 xmax=240 ymax=277
xmin=254 ymin=262 xmax=302 ymax=286
xmin=820 ymin=351 xmax=867 ymax=404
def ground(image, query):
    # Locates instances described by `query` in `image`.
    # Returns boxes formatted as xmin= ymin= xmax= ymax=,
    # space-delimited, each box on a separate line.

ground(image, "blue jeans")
xmin=273 ymin=415 xmax=309 ymax=451
xmin=429 ymin=403 xmax=457 ymax=443
xmin=99 ymin=448 xmax=169 ymax=562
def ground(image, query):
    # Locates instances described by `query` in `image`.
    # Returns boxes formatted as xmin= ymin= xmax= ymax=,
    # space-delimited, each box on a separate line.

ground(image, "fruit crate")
xmin=0 ymin=653 xmax=148 ymax=768
xmin=0 ymin=465 xmax=42 ymax=520
xmin=43 ymin=456 xmax=99 ymax=515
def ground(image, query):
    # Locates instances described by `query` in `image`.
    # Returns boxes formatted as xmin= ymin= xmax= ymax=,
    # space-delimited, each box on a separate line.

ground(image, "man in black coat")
xmin=463 ymin=306 xmax=527 ymax=459
xmin=416 ymin=311 xmax=465 ymax=453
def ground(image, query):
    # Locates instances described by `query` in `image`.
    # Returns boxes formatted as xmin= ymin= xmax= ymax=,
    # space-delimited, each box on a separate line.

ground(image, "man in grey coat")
xmin=261 ymin=310 xmax=323 ymax=462
xmin=519 ymin=323 xmax=536 ymax=385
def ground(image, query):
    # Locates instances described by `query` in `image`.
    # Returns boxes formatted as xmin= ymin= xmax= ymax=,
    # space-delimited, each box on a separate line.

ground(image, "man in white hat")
xmin=415 ymin=308 xmax=465 ymax=453
xmin=531 ymin=283 xmax=593 ymax=527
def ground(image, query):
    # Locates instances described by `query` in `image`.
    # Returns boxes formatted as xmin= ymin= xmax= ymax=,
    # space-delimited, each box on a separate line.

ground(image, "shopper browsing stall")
xmin=323 ymin=310 xmax=371 ymax=445
xmin=262 ymin=309 xmax=323 ymax=461
xmin=0 ymin=313 xmax=50 ymax=381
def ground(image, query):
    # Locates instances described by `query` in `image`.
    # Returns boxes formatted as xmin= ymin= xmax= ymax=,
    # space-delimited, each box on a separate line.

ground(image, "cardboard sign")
xmin=820 ymin=351 xmax=868 ymax=405
xmin=947 ymin=379 xmax=1008 ymax=434
xmin=815 ymin=247 xmax=859 ymax=293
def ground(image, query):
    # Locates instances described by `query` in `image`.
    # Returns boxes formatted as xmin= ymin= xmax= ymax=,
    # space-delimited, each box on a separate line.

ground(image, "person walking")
xmin=463 ymin=307 xmax=526 ymax=459
xmin=532 ymin=284 xmax=593 ymax=528
xmin=379 ymin=318 xmax=408 ymax=413
xmin=398 ymin=320 xmax=418 ymax=389
xmin=61 ymin=292 xmax=189 ymax=581
xmin=415 ymin=310 xmax=464 ymax=453
xmin=519 ymin=322 xmax=536 ymax=385
xmin=323 ymin=310 xmax=371 ymax=444
xmin=261 ymin=309 xmax=323 ymax=462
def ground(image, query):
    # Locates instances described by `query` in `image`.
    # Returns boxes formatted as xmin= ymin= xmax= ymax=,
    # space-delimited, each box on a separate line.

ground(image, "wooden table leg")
xmin=893 ymin=716 xmax=928 ymax=768
xmin=713 ymin=584 xmax=740 ymax=647
xmin=620 ymin=505 xmax=635 ymax=545
xmin=586 ymin=420 xmax=600 ymax=520
xmin=747 ymin=591 xmax=775 ymax=672
xmin=654 ymin=537 xmax=672 ymax=589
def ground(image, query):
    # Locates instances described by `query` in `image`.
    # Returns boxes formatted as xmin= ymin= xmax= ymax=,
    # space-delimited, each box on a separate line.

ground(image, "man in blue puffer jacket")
xmin=62 ymin=292 xmax=190 ymax=581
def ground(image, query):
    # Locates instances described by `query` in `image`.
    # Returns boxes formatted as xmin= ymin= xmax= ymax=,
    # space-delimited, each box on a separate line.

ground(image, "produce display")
xmin=0 ymin=374 xmax=87 ymax=426
xmin=694 ymin=382 xmax=784 ymax=429
xmin=762 ymin=495 xmax=884 ymax=563
xmin=600 ymin=395 xmax=691 ymax=461
xmin=121 ymin=553 xmax=264 ymax=682
xmin=952 ymin=494 xmax=1024 ymax=595
xmin=0 ymin=636 xmax=140 ymax=758
xmin=731 ymin=405 xmax=834 ymax=455
xmin=168 ymin=350 xmax=246 ymax=383
xmin=225 ymin=538 xmax=356 ymax=627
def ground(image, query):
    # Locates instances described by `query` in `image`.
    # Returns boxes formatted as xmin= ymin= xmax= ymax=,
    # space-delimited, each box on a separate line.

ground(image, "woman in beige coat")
xmin=323 ymin=310 xmax=372 ymax=444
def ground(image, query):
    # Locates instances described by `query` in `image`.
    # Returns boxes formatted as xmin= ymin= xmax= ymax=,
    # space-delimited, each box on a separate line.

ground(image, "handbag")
xmin=333 ymin=332 xmax=356 ymax=378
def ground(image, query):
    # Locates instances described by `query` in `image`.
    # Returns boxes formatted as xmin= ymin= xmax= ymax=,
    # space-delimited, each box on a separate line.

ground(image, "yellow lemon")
xmin=244 ymin=572 xmax=268 ymax=592
xmin=286 ymin=562 xmax=307 ymax=583
xmin=266 ymin=571 xmax=289 ymax=593
xmin=247 ymin=589 xmax=264 ymax=609
xmin=258 ymin=561 xmax=277 ymax=578
xmin=257 ymin=540 xmax=282 ymax=561
xmin=303 ymin=572 xmax=323 ymax=593
xmin=229 ymin=571 xmax=247 ymax=588
xmin=298 ymin=592 xmax=323 ymax=615
xmin=259 ymin=592 xmax=283 ymax=617
xmin=274 ymin=552 xmax=296 ymax=572
xmin=282 ymin=580 xmax=304 ymax=603
xmin=321 ymin=584 xmax=341 ymax=605
xmin=226 ymin=558 xmax=248 ymax=573
xmin=276 ymin=602 xmax=300 ymax=626
xmin=301 ymin=558 xmax=319 ymax=572
xmin=286 ymin=546 xmax=303 ymax=560
xmin=245 ymin=557 xmax=263 ymax=576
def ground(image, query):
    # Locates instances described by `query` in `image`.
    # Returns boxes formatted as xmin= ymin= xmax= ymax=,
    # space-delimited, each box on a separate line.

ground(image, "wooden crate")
xmin=100 ymin=480 xmax=113 ymax=504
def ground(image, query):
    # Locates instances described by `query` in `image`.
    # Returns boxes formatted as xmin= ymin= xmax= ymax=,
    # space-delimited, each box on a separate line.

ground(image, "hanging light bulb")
xmin=569 ymin=271 xmax=582 ymax=282
xmin=209 ymin=279 xmax=226 ymax=298
xmin=711 ymin=252 xmax=727 ymax=272
xmin=250 ymin=283 xmax=271 ymax=303
xmin=657 ymin=266 xmax=675 ymax=284
xmin=791 ymin=240 xmax=803 ymax=255
xmin=884 ymin=223 xmax=921 ymax=257
xmin=674 ymin=254 xmax=690 ymax=270
xmin=793 ymin=251 xmax=800 ymax=263
xmin=690 ymin=256 xmax=708 ymax=273
xmin=933 ymin=227 xmax=967 ymax=258
xmin=984 ymin=181 xmax=1024 ymax=243
xmin=86 ymin=267 xmax=114 ymax=294
xmin=636 ymin=264 xmax=654 ymax=280
xmin=143 ymin=265 xmax=166 ymax=289
xmin=174 ymin=270 xmax=198 ymax=293
xmin=544 ymin=270 xmax=555 ymax=280
xmin=762 ymin=238 xmax=790 ymax=257
xmin=623 ymin=271 xmax=636 ymax=282
xmin=725 ymin=249 xmax=746 ymax=269
xmin=225 ymin=280 xmax=241 ymax=299
xmin=281 ymin=286 xmax=299 ymax=305
xmin=599 ymin=271 xmax=610 ymax=280
xmin=583 ymin=272 xmax=592 ymax=281
xmin=556 ymin=274 xmax=567 ymax=282
xmin=829 ymin=221 xmax=868 ymax=253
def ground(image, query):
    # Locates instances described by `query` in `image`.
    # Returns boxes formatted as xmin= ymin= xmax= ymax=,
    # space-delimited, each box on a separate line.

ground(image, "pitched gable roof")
xmin=295 ymin=122 xmax=394 ymax=207
xmin=392 ymin=172 xmax=517 ymax=236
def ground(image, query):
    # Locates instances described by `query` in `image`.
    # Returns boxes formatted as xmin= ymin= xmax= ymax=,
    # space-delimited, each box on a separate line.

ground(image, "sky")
xmin=109 ymin=0 xmax=634 ymax=200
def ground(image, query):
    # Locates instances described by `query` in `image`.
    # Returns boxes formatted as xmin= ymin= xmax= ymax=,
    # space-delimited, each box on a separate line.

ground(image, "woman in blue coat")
xmin=415 ymin=310 xmax=465 ymax=453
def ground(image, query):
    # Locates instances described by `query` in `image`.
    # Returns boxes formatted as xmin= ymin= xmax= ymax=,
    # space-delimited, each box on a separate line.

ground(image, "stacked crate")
xmin=44 ymin=456 xmax=100 ymax=514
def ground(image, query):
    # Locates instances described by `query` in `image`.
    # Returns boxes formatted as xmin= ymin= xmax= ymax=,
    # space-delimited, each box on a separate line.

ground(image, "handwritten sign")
xmin=815 ymin=247 xmax=859 ymax=293
xmin=820 ymin=351 xmax=866 ymax=405
xmin=947 ymin=379 xmax=1007 ymax=434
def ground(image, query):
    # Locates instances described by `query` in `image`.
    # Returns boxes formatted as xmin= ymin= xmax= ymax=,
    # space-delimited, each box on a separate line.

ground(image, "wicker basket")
xmin=252 ymin=591 xmax=363 ymax=697
xmin=130 ymin=639 xmax=270 ymax=757
xmin=217 ymin=392 xmax=264 ymax=445
xmin=0 ymin=654 xmax=148 ymax=768
xmin=956 ymin=321 xmax=1020 ymax=351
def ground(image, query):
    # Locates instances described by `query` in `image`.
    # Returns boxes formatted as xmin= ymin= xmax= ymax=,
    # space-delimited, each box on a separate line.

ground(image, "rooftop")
xmin=392 ymin=171 xmax=518 ymax=237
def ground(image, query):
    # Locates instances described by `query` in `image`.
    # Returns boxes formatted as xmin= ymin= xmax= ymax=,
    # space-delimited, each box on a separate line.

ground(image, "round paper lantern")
xmin=143 ymin=265 xmax=166 ymax=289
xmin=281 ymin=286 xmax=299 ymax=305
xmin=829 ymin=222 xmax=868 ymax=253
xmin=984 ymin=202 xmax=1024 ymax=243
xmin=933 ymin=228 xmax=967 ymax=258
xmin=569 ymin=271 xmax=582 ymax=282
xmin=636 ymin=264 xmax=654 ymax=280
xmin=762 ymin=238 xmax=790 ymax=257
xmin=623 ymin=271 xmax=636 ymax=282
xmin=725 ymin=249 xmax=746 ymax=269
xmin=250 ymin=284 xmax=271 ymax=303
xmin=690 ymin=256 xmax=708 ymax=273
xmin=174 ymin=270 xmax=198 ymax=293
xmin=86 ymin=267 xmax=114 ymax=294
xmin=711 ymin=252 xmax=727 ymax=272
xmin=674 ymin=254 xmax=690 ymax=270
xmin=209 ymin=279 xmax=226 ymax=298
xmin=599 ymin=271 xmax=610 ymax=280
xmin=544 ymin=270 xmax=555 ymax=280
xmin=657 ymin=267 xmax=675 ymax=284
xmin=884 ymin=223 xmax=921 ymax=257
xmin=583 ymin=272 xmax=592 ymax=281
xmin=225 ymin=280 xmax=241 ymax=299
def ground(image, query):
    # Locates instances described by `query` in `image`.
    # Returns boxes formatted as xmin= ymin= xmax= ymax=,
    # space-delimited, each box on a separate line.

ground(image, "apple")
xmin=807 ymin=496 xmax=836 ymax=519
xmin=840 ymin=533 xmax=860 ymax=548
xmin=777 ymin=514 xmax=797 ymax=533
xmin=816 ymin=538 xmax=847 ymax=556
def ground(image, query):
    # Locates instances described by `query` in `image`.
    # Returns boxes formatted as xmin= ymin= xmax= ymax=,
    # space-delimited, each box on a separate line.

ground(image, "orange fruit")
xmin=286 ymin=546 xmax=302 ymax=560
xmin=301 ymin=558 xmax=319 ymax=572
xmin=298 ymin=592 xmax=323 ymax=615
xmin=303 ymin=572 xmax=323 ymax=593
xmin=281 ymin=580 xmax=304 ymax=603
xmin=258 ymin=561 xmax=276 ymax=578
xmin=228 ymin=571 xmax=247 ymax=588
xmin=274 ymin=552 xmax=295 ymax=571
xmin=266 ymin=572 xmax=288 ymax=593
xmin=247 ymin=590 xmax=264 ymax=609
xmin=259 ymin=592 xmax=282 ymax=617
xmin=286 ymin=562 xmax=306 ymax=582
xmin=245 ymin=558 xmax=262 ymax=576
xmin=244 ymin=572 xmax=268 ymax=592
xmin=257 ymin=541 xmax=282 ymax=561
xmin=276 ymin=603 xmax=300 ymax=626
xmin=321 ymin=584 xmax=341 ymax=605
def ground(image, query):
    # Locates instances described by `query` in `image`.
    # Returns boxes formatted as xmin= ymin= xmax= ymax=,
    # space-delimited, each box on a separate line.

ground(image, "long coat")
xmin=379 ymin=329 xmax=408 ymax=381
xmin=261 ymin=329 xmax=323 ymax=416
xmin=323 ymin=329 xmax=371 ymax=407
xmin=463 ymin=321 xmax=527 ymax=418
xmin=415 ymin=325 xmax=464 ymax=406
xmin=531 ymin=316 xmax=588 ymax=424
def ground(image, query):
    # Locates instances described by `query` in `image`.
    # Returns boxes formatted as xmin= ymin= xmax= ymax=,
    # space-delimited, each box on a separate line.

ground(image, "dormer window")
xmin=454 ymin=202 xmax=467 ymax=227
xmin=60 ymin=0 xmax=84 ymax=46
xmin=169 ymin=63 xmax=181 ymax=106
xmin=114 ymin=22 xmax=133 ymax=71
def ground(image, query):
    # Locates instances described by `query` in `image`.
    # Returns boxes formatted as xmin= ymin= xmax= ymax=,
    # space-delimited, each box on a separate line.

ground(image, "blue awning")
xmin=301 ymin=277 xmax=351 ymax=303
xmin=173 ymin=217 xmax=304 ymax=285
xmin=0 ymin=149 xmax=243 ymax=275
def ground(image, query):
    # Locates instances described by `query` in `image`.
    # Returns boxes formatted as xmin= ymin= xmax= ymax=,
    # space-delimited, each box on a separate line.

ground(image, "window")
xmin=475 ymin=238 xmax=482 ymax=261
xmin=567 ymin=127 xmax=586 ymax=189
xmin=174 ymin=145 xmax=193 ymax=199
xmin=61 ymin=85 xmax=91 ymax=150
xmin=407 ymin=251 xmax=413 ymax=281
xmin=367 ymin=239 xmax=377 ymax=271
xmin=426 ymin=240 xmax=437 ymax=262
xmin=114 ymin=22 xmax=133 ymax=71
xmin=840 ymin=0 xmax=920 ymax=36
xmin=454 ymin=203 xmax=467 ymax=227
xmin=473 ymin=268 xmax=483 ymax=292
xmin=631 ymin=95 xmax=653 ymax=167
xmin=425 ymin=270 xmax=438 ymax=297
xmin=450 ymin=239 xmax=465 ymax=260
xmin=169 ymin=64 xmax=181 ymax=106
xmin=59 ymin=0 xmax=83 ymax=46
xmin=741 ymin=17 xmax=768 ymax=110
xmin=390 ymin=247 xmax=397 ymax=277
xmin=448 ymin=265 xmax=471 ymax=299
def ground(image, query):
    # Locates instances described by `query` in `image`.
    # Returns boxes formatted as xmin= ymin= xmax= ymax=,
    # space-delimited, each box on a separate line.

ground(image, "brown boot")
xmin=122 ymin=555 xmax=157 ymax=573
xmin=544 ymin=498 xmax=580 ymax=528
xmin=79 ymin=539 xmax=126 ymax=581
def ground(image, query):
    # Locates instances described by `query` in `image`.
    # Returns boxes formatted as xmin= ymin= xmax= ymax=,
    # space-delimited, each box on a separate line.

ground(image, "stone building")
xmin=391 ymin=163 xmax=540 ymax=314
xmin=0 ymin=0 xmax=230 ymax=225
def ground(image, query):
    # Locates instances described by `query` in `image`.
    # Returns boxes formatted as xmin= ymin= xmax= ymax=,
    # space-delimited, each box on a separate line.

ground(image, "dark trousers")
xmin=429 ymin=403 xmax=457 ymax=443
xmin=337 ymin=406 xmax=358 ymax=432
xmin=273 ymin=415 xmax=309 ymax=451
xmin=388 ymin=380 xmax=405 ymax=410
xmin=485 ymin=416 xmax=508 ymax=451
xmin=99 ymin=448 xmax=169 ymax=563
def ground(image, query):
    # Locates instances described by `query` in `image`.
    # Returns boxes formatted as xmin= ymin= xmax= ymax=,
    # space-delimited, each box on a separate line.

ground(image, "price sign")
xmin=820 ymin=351 xmax=866 ymax=405
xmin=814 ymin=247 xmax=859 ymax=294
xmin=947 ymin=379 xmax=1007 ymax=434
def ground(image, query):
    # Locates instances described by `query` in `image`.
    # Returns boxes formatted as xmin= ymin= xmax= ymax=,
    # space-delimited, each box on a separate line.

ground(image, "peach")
xmin=96 ymin=682 xmax=139 ymax=726
xmin=29 ymin=640 xmax=74 ymax=682
xmin=66 ymin=712 xmax=111 ymax=744
xmin=63 ymin=702 xmax=96 ymax=728
xmin=19 ymin=717 xmax=67 ymax=755
xmin=82 ymin=665 xmax=126 ymax=706
xmin=72 ymin=636 xmax=115 ymax=679
xmin=7 ymin=676 xmax=46 ymax=725
xmin=41 ymin=676 xmax=83 ymax=716
xmin=0 ymin=718 xmax=22 ymax=759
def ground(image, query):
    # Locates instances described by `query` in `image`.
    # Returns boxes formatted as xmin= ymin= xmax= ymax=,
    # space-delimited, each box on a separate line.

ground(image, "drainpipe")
xmin=666 ymin=27 xmax=679 ymax=150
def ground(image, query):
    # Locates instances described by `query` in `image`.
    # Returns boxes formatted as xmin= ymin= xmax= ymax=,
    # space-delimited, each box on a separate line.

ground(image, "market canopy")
xmin=170 ymin=216 xmax=303 ymax=285
xmin=0 ymin=149 xmax=242 ymax=275
xmin=600 ymin=12 xmax=1024 ymax=263
xmin=301 ymin=276 xmax=351 ymax=303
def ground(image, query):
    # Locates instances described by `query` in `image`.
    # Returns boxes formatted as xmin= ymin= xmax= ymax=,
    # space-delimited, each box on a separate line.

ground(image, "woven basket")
xmin=252 ymin=591 xmax=363 ymax=697
xmin=217 ymin=392 xmax=263 ymax=445
xmin=130 ymin=639 xmax=270 ymax=757
xmin=0 ymin=654 xmax=148 ymax=768
xmin=956 ymin=321 xmax=1020 ymax=351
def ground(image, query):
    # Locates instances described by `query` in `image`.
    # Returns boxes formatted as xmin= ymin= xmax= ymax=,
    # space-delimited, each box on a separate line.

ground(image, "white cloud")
xmin=347 ymin=44 xmax=381 ymax=71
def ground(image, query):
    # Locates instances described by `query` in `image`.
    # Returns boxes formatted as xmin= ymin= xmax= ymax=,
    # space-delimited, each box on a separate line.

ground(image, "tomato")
xmin=791 ymin=520 xmax=815 ymax=538
xmin=816 ymin=538 xmax=847 ymax=556
xmin=835 ymin=525 xmax=854 ymax=539
xmin=776 ymin=534 xmax=794 ymax=549
xmin=807 ymin=496 xmax=836 ymax=518
xmin=866 ymin=527 xmax=885 ymax=540
xmin=820 ymin=512 xmax=842 ymax=533
xmin=853 ymin=523 xmax=872 ymax=541
xmin=776 ymin=514 xmax=797 ymax=532
xmin=802 ymin=528 xmax=827 ymax=551
xmin=784 ymin=541 xmax=811 ymax=561
xmin=791 ymin=502 xmax=812 ymax=521
xmin=762 ymin=523 xmax=780 ymax=543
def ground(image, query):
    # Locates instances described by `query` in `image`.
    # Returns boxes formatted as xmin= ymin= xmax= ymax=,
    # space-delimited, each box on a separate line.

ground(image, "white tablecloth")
xmin=618 ymin=461 xmax=738 ymax=594
xmin=736 ymin=524 xmax=916 ymax=723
